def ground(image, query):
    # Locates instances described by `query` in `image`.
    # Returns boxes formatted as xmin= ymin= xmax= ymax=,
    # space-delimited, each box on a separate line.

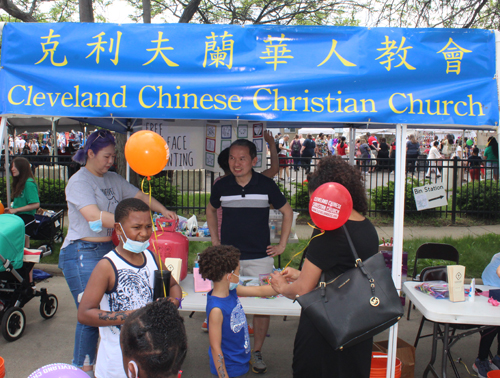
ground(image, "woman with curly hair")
xmin=270 ymin=156 xmax=379 ymax=378
xmin=199 ymin=245 xmax=278 ymax=377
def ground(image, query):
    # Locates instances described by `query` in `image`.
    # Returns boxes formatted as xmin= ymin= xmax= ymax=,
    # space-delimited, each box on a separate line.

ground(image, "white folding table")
xmin=403 ymin=281 xmax=500 ymax=378
xmin=179 ymin=274 xmax=301 ymax=316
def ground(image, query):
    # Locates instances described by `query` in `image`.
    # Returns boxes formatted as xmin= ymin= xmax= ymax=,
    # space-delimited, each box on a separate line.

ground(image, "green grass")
xmin=38 ymin=227 xmax=500 ymax=281
xmin=176 ymin=193 xmax=211 ymax=215
xmin=402 ymin=234 xmax=500 ymax=279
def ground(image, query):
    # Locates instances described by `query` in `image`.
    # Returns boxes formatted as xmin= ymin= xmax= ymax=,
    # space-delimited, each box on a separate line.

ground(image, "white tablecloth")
xmin=179 ymin=274 xmax=301 ymax=316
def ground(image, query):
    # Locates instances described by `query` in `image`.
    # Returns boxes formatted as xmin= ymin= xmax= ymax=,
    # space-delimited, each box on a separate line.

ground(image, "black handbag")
xmin=296 ymin=225 xmax=404 ymax=351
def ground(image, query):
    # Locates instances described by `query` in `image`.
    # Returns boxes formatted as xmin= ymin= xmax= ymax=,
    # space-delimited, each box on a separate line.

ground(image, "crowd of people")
xmin=4 ymin=127 xmax=500 ymax=378
xmin=350 ymin=132 xmax=499 ymax=182
xmin=272 ymin=132 xmax=348 ymax=179
xmin=25 ymin=129 xmax=379 ymax=378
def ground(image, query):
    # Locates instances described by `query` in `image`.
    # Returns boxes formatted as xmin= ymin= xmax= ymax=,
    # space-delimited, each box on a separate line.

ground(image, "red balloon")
xmin=309 ymin=182 xmax=353 ymax=230
xmin=111 ymin=229 xmax=119 ymax=246
xmin=0 ymin=203 xmax=4 ymax=215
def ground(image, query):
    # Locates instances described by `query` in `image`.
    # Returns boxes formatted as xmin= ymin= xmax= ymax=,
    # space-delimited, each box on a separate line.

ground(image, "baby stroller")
xmin=27 ymin=209 xmax=64 ymax=250
xmin=0 ymin=214 xmax=58 ymax=341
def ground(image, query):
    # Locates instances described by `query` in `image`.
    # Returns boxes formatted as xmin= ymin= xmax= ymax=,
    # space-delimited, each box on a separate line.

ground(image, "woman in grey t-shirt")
xmin=58 ymin=129 xmax=177 ymax=376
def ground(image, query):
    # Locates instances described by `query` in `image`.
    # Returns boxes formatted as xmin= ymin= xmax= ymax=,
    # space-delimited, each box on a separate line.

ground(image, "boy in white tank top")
xmin=78 ymin=198 xmax=182 ymax=378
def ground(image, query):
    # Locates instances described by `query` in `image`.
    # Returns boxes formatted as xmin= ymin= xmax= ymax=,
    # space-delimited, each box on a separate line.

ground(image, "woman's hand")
xmin=161 ymin=209 xmax=178 ymax=221
xmin=270 ymin=271 xmax=288 ymax=294
xmin=281 ymin=267 xmax=300 ymax=282
xmin=4 ymin=207 xmax=17 ymax=214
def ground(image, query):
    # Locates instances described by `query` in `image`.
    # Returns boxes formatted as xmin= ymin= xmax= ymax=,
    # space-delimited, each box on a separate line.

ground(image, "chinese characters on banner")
xmin=2 ymin=24 xmax=497 ymax=126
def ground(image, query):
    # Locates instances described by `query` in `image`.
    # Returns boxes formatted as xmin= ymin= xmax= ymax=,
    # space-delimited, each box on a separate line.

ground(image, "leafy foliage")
xmin=371 ymin=177 xmax=439 ymax=218
xmin=147 ymin=176 xmax=180 ymax=208
xmin=291 ymin=181 xmax=309 ymax=212
xmin=0 ymin=177 xmax=66 ymax=206
xmin=456 ymin=180 xmax=500 ymax=219
xmin=365 ymin=0 xmax=500 ymax=29
xmin=131 ymin=0 xmax=362 ymax=25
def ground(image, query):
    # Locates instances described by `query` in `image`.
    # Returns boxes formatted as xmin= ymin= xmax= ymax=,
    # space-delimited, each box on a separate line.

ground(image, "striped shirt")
xmin=210 ymin=170 xmax=287 ymax=260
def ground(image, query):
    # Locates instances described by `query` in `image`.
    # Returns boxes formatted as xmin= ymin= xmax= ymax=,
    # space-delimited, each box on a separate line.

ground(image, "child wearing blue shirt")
xmin=199 ymin=245 xmax=278 ymax=377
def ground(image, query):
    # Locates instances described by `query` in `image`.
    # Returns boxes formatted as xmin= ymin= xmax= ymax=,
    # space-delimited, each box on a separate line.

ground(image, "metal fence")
xmin=2 ymin=154 xmax=499 ymax=222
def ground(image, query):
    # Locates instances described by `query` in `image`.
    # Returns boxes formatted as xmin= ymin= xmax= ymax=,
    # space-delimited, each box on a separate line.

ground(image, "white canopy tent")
xmin=1 ymin=22 xmax=500 ymax=378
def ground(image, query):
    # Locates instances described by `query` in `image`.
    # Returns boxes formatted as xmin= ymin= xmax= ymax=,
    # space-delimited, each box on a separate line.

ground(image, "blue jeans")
xmin=59 ymin=240 xmax=115 ymax=367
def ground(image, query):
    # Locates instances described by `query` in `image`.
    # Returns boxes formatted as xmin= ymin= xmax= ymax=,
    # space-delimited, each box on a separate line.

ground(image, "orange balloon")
xmin=0 ymin=203 xmax=3 ymax=215
xmin=125 ymin=130 xmax=170 ymax=178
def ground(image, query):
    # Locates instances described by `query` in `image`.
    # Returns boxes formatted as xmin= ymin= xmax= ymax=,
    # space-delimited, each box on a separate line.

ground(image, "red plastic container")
xmin=149 ymin=219 xmax=189 ymax=281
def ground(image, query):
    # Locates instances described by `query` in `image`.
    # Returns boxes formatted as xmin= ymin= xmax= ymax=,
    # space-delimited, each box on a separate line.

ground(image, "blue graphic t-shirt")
xmin=207 ymin=289 xmax=250 ymax=377
xmin=482 ymin=252 xmax=500 ymax=287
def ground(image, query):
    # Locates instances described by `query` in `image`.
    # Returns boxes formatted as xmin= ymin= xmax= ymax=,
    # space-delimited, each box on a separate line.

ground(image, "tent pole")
xmin=2 ymin=118 xmax=11 ymax=206
xmin=386 ymin=123 xmax=407 ymax=378
xmin=52 ymin=118 xmax=57 ymax=156
xmin=495 ymin=31 xmax=500 ymax=164
xmin=13 ymin=128 xmax=17 ymax=155
xmin=349 ymin=128 xmax=355 ymax=165
xmin=0 ymin=117 xmax=4 ymax=157
xmin=126 ymin=130 xmax=131 ymax=182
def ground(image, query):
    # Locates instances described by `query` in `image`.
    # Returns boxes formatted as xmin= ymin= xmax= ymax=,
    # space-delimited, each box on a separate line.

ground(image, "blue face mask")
xmin=228 ymin=270 xmax=240 ymax=291
xmin=119 ymin=223 xmax=150 ymax=254
xmin=89 ymin=212 xmax=102 ymax=233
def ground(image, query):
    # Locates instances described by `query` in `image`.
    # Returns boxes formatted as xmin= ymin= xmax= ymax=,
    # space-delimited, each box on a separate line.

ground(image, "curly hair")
xmin=198 ymin=245 xmax=240 ymax=282
xmin=120 ymin=299 xmax=187 ymax=378
xmin=307 ymin=156 xmax=368 ymax=214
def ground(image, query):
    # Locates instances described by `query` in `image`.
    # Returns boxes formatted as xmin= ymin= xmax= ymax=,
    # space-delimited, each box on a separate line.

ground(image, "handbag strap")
xmin=342 ymin=224 xmax=377 ymax=300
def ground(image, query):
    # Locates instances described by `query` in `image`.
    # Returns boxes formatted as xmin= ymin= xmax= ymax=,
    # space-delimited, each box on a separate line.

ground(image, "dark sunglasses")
xmin=88 ymin=130 xmax=111 ymax=148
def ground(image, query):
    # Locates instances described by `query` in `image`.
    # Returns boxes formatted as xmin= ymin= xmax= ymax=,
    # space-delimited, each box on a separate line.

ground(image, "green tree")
xmin=124 ymin=0 xmax=360 ymax=26
xmin=364 ymin=0 xmax=499 ymax=29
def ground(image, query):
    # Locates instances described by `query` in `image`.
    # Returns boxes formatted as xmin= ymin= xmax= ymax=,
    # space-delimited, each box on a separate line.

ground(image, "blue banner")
xmin=1 ymin=23 xmax=497 ymax=125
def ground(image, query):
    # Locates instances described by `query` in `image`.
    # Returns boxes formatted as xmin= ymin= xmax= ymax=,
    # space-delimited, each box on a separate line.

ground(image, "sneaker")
xmin=473 ymin=358 xmax=492 ymax=378
xmin=490 ymin=355 xmax=500 ymax=370
xmin=251 ymin=350 xmax=267 ymax=374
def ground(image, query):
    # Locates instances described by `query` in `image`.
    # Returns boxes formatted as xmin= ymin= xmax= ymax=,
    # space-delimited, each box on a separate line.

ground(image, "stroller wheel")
xmin=40 ymin=294 xmax=58 ymax=319
xmin=1 ymin=307 xmax=26 ymax=342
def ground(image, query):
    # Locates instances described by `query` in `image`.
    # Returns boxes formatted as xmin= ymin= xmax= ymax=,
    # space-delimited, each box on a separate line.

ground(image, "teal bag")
xmin=0 ymin=214 xmax=26 ymax=271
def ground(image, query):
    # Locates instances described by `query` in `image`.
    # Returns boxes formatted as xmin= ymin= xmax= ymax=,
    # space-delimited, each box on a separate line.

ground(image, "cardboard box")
xmin=447 ymin=265 xmax=466 ymax=302
xmin=373 ymin=338 xmax=415 ymax=378
xmin=164 ymin=257 xmax=182 ymax=283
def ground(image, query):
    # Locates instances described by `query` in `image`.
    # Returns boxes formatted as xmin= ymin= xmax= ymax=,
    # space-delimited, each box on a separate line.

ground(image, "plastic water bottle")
xmin=270 ymin=221 xmax=276 ymax=239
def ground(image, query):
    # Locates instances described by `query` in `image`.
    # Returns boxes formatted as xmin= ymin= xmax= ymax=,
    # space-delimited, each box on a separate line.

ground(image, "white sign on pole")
xmin=143 ymin=119 xmax=203 ymax=170
xmin=412 ymin=183 xmax=448 ymax=211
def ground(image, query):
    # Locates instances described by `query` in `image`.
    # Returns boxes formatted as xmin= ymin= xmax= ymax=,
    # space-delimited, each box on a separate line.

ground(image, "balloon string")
xmin=283 ymin=223 xmax=325 ymax=270
xmin=142 ymin=176 xmax=167 ymax=298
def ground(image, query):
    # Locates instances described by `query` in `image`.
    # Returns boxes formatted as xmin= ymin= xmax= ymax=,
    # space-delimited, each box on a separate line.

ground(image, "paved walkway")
xmin=295 ymin=223 xmax=500 ymax=240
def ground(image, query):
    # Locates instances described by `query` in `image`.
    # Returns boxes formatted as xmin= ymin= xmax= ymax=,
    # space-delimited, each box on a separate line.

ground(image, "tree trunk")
xmin=179 ymin=0 xmax=202 ymax=23
xmin=143 ymin=0 xmax=151 ymax=23
xmin=79 ymin=0 xmax=94 ymax=22
xmin=0 ymin=0 xmax=37 ymax=22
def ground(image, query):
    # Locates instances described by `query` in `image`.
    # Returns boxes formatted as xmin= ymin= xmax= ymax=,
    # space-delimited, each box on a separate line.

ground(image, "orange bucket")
xmin=488 ymin=371 xmax=500 ymax=378
xmin=371 ymin=352 xmax=402 ymax=378
xmin=0 ymin=356 xmax=5 ymax=378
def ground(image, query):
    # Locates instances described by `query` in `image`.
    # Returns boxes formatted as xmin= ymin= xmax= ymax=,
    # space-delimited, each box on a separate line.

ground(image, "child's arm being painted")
xmin=208 ymin=308 xmax=229 ymax=378
xmin=236 ymin=284 xmax=277 ymax=298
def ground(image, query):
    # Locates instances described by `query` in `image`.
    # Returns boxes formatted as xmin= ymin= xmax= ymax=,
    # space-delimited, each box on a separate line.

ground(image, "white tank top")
xmin=95 ymin=249 xmax=158 ymax=378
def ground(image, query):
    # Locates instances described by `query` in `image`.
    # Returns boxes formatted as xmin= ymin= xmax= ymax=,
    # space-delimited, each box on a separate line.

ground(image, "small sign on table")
xmin=412 ymin=183 xmax=448 ymax=211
